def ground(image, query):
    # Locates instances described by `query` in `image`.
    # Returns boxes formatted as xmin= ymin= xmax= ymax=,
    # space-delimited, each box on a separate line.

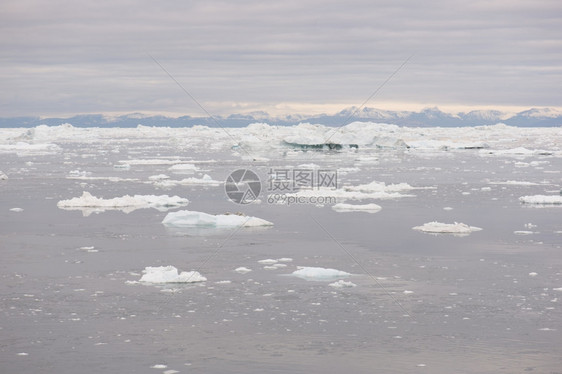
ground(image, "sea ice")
xmin=291 ymin=266 xmax=351 ymax=281
xmin=235 ymin=267 xmax=252 ymax=274
xmin=412 ymin=221 xmax=482 ymax=235
xmin=154 ymin=174 xmax=221 ymax=188
xmin=331 ymin=203 xmax=382 ymax=212
xmin=162 ymin=210 xmax=273 ymax=227
xmin=168 ymin=163 xmax=199 ymax=173
xmin=57 ymin=191 xmax=189 ymax=214
xmin=139 ymin=266 xmax=207 ymax=283
xmin=9 ymin=208 xmax=23 ymax=212
xmin=519 ymin=195 xmax=562 ymax=205
xmin=329 ymin=280 xmax=357 ymax=288
xmin=0 ymin=171 xmax=8 ymax=180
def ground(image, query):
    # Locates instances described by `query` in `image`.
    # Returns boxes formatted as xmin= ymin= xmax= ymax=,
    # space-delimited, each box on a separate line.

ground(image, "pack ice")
xmin=162 ymin=210 xmax=273 ymax=227
xmin=519 ymin=195 xmax=562 ymax=205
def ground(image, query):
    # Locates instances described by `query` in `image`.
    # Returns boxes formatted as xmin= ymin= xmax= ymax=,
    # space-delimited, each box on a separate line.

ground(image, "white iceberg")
xmin=162 ymin=210 xmax=273 ymax=227
xmin=519 ymin=195 xmax=562 ymax=205
xmin=413 ymin=221 xmax=482 ymax=235
xmin=291 ymin=266 xmax=351 ymax=281
xmin=139 ymin=266 xmax=206 ymax=283
xmin=0 ymin=171 xmax=8 ymax=180
xmin=57 ymin=191 xmax=189 ymax=215
xmin=332 ymin=203 xmax=382 ymax=213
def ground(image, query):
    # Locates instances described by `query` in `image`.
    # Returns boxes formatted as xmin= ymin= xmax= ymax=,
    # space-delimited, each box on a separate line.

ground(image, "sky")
xmin=1 ymin=0 xmax=561 ymax=118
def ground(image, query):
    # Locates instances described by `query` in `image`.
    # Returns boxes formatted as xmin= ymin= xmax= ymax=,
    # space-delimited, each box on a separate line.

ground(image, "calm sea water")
xmin=1 ymin=138 xmax=561 ymax=373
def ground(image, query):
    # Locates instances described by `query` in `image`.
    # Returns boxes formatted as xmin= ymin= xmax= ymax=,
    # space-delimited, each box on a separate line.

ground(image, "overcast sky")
xmin=1 ymin=0 xmax=561 ymax=117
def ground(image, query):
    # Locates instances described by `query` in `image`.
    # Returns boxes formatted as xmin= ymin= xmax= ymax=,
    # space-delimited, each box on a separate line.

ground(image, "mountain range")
xmin=1 ymin=107 xmax=561 ymax=128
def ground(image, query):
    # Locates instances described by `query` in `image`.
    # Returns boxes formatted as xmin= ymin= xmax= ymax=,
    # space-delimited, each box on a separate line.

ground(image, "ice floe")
xmin=162 ymin=210 xmax=273 ymax=227
xmin=9 ymin=207 xmax=23 ymax=212
xmin=57 ymin=191 xmax=189 ymax=215
xmin=153 ymin=174 xmax=221 ymax=188
xmin=413 ymin=221 xmax=482 ymax=235
xmin=331 ymin=203 xmax=382 ymax=212
xmin=0 ymin=171 xmax=8 ymax=180
xmin=139 ymin=266 xmax=207 ymax=283
xmin=329 ymin=280 xmax=357 ymax=288
xmin=291 ymin=266 xmax=351 ymax=281
xmin=519 ymin=195 xmax=562 ymax=205
xmin=235 ymin=267 xmax=252 ymax=274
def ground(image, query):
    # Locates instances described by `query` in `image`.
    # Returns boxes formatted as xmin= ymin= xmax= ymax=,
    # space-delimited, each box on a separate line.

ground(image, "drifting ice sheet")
xmin=139 ymin=266 xmax=206 ymax=283
xmin=519 ymin=195 xmax=562 ymax=205
xmin=413 ymin=221 xmax=482 ymax=235
xmin=162 ymin=210 xmax=273 ymax=227
xmin=57 ymin=191 xmax=189 ymax=215
xmin=332 ymin=203 xmax=382 ymax=212
xmin=291 ymin=266 xmax=351 ymax=281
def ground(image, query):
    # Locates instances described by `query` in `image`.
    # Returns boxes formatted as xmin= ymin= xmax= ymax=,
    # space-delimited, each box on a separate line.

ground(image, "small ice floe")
xmin=150 ymin=364 xmax=167 ymax=369
xmin=412 ymin=221 xmax=482 ymax=235
xmin=331 ymin=203 xmax=382 ymax=213
xmin=529 ymin=272 xmax=538 ymax=277
xmin=9 ymin=207 xmax=23 ymax=212
xmin=57 ymin=191 xmax=189 ymax=215
xmin=68 ymin=169 xmax=92 ymax=178
xmin=291 ymin=266 xmax=351 ymax=281
xmin=329 ymin=280 xmax=357 ymax=288
xmin=519 ymin=195 xmax=562 ymax=205
xmin=514 ymin=231 xmax=534 ymax=235
xmin=113 ymin=163 xmax=130 ymax=170
xmin=148 ymin=174 xmax=170 ymax=181
xmin=488 ymin=180 xmax=540 ymax=186
xmin=258 ymin=259 xmax=278 ymax=265
xmin=162 ymin=210 xmax=273 ymax=227
xmin=403 ymin=290 xmax=414 ymax=294
xmin=0 ymin=171 xmax=8 ymax=180
xmin=139 ymin=266 xmax=206 ymax=284
xmin=154 ymin=174 xmax=221 ymax=188
xmin=443 ymin=207 xmax=453 ymax=211
xmin=17 ymin=352 xmax=29 ymax=356
xmin=168 ymin=163 xmax=199 ymax=173
xmin=235 ymin=267 xmax=252 ymax=274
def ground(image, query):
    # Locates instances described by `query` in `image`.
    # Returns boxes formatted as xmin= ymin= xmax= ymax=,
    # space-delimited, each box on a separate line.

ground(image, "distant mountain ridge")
xmin=1 ymin=107 xmax=561 ymax=128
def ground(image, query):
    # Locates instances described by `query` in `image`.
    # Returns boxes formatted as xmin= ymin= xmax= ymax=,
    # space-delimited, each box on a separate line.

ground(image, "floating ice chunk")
xmin=529 ymin=272 xmax=538 ymax=277
xmin=150 ymin=364 xmax=168 ymax=369
xmin=68 ymin=170 xmax=92 ymax=177
xmin=403 ymin=290 xmax=414 ymax=294
xmin=443 ymin=207 xmax=453 ymax=211
xmin=514 ymin=231 xmax=534 ymax=235
xmin=413 ymin=221 xmax=482 ymax=235
xmin=332 ymin=203 xmax=382 ymax=213
xmin=17 ymin=352 xmax=29 ymax=356
xmin=329 ymin=280 xmax=357 ymax=288
xmin=278 ymin=257 xmax=293 ymax=262
xmin=235 ymin=267 xmax=252 ymax=274
xmin=57 ymin=192 xmax=189 ymax=215
xmin=9 ymin=207 xmax=23 ymax=212
xmin=519 ymin=195 xmax=562 ymax=205
xmin=258 ymin=259 xmax=278 ymax=265
xmin=0 ymin=142 xmax=61 ymax=155
xmin=168 ymin=163 xmax=199 ymax=173
xmin=291 ymin=266 xmax=351 ymax=281
xmin=0 ymin=171 xmax=7 ymax=180
xmin=113 ymin=163 xmax=130 ymax=170
xmin=148 ymin=174 xmax=170 ymax=181
xmin=120 ymin=159 xmax=182 ymax=165
xmin=139 ymin=266 xmax=206 ymax=283
xmin=162 ymin=210 xmax=273 ymax=227
xmin=154 ymin=174 xmax=221 ymax=188
xmin=489 ymin=180 xmax=540 ymax=186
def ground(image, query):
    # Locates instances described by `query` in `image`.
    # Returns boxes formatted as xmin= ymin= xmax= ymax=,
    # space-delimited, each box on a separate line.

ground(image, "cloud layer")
xmin=1 ymin=0 xmax=561 ymax=116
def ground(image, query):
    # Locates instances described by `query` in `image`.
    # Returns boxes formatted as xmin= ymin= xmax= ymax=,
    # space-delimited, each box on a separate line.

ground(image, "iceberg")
xmin=162 ymin=210 xmax=273 ymax=227
xmin=57 ymin=191 xmax=189 ymax=215
xmin=519 ymin=195 xmax=562 ymax=205
xmin=0 ymin=171 xmax=7 ymax=180
xmin=139 ymin=266 xmax=206 ymax=283
xmin=413 ymin=221 xmax=482 ymax=235
xmin=291 ymin=266 xmax=351 ymax=281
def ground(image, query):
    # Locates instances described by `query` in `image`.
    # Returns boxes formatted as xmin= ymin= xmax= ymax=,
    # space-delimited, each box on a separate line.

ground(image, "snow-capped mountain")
xmin=0 ymin=107 xmax=561 ymax=128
